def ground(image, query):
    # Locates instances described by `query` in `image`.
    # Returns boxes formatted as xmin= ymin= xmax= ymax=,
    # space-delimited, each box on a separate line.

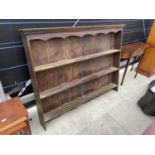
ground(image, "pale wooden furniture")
xmin=20 ymin=25 xmax=124 ymax=129
xmin=137 ymin=21 xmax=155 ymax=77
xmin=121 ymin=42 xmax=148 ymax=85
xmin=0 ymin=97 xmax=31 ymax=135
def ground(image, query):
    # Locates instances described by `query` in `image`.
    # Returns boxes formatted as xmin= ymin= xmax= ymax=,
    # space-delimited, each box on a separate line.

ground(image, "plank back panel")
xmin=20 ymin=25 xmax=124 ymax=129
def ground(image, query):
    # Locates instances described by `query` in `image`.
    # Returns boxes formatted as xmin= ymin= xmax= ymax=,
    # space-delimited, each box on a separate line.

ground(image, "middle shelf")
xmin=34 ymin=49 xmax=120 ymax=72
xmin=39 ymin=66 xmax=118 ymax=99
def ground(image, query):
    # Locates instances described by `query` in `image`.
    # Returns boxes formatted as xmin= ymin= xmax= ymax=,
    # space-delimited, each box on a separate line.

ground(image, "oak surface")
xmin=137 ymin=21 xmax=155 ymax=77
xmin=0 ymin=97 xmax=31 ymax=135
xmin=20 ymin=25 xmax=124 ymax=129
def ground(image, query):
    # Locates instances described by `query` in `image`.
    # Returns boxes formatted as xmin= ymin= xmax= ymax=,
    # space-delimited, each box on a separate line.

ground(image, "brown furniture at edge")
xmin=137 ymin=21 xmax=155 ymax=77
xmin=121 ymin=42 xmax=149 ymax=85
xmin=20 ymin=25 xmax=124 ymax=129
xmin=0 ymin=97 xmax=31 ymax=135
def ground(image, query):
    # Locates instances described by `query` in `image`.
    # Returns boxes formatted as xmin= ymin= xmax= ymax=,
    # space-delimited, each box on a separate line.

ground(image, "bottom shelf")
xmin=44 ymin=83 xmax=117 ymax=122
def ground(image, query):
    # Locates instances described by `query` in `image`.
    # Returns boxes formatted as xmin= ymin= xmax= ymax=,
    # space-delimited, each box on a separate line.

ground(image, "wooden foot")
xmin=22 ymin=126 xmax=31 ymax=135
xmin=114 ymin=86 xmax=119 ymax=91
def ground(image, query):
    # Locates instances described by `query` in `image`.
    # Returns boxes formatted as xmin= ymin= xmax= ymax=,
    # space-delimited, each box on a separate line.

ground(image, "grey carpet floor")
xmin=28 ymin=66 xmax=155 ymax=135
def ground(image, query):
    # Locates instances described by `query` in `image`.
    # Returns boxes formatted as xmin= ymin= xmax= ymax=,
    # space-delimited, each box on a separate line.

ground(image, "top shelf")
xmin=34 ymin=49 xmax=120 ymax=72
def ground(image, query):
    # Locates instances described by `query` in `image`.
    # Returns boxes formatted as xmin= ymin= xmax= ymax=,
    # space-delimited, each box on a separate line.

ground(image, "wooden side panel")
xmin=137 ymin=21 xmax=155 ymax=77
xmin=138 ymin=47 xmax=155 ymax=77
xmin=147 ymin=20 xmax=155 ymax=46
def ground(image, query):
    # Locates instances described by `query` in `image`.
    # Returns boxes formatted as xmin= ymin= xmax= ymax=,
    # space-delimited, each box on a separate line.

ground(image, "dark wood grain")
xmin=39 ymin=67 xmax=118 ymax=99
xmin=44 ymin=83 xmax=117 ymax=122
xmin=20 ymin=25 xmax=124 ymax=129
xmin=34 ymin=49 xmax=120 ymax=72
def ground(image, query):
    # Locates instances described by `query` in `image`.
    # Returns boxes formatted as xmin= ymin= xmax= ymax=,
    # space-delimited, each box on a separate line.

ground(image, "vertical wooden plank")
xmin=93 ymin=33 xmax=106 ymax=52
xmin=83 ymin=80 xmax=96 ymax=95
xmin=36 ymin=70 xmax=53 ymax=92
xmin=109 ymin=33 xmax=115 ymax=49
xmin=70 ymin=36 xmax=83 ymax=58
xmin=59 ymin=90 xmax=70 ymax=106
xmin=47 ymin=38 xmax=64 ymax=63
xmin=81 ymin=35 xmax=94 ymax=93
xmin=96 ymin=74 xmax=111 ymax=90
xmin=82 ymin=60 xmax=91 ymax=77
xmin=42 ymin=94 xmax=60 ymax=113
xmin=69 ymin=85 xmax=83 ymax=101
xmin=30 ymin=40 xmax=50 ymax=66
xmin=66 ymin=36 xmax=84 ymax=104
xmin=81 ymin=35 xmax=94 ymax=55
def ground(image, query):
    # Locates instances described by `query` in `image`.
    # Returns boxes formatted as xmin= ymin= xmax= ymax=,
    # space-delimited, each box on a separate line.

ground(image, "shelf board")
xmin=35 ymin=49 xmax=120 ymax=72
xmin=39 ymin=67 xmax=118 ymax=99
xmin=44 ymin=82 xmax=117 ymax=122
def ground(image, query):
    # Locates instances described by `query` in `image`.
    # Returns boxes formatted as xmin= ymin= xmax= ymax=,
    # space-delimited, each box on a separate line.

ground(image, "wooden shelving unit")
xmin=20 ymin=25 xmax=124 ymax=129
